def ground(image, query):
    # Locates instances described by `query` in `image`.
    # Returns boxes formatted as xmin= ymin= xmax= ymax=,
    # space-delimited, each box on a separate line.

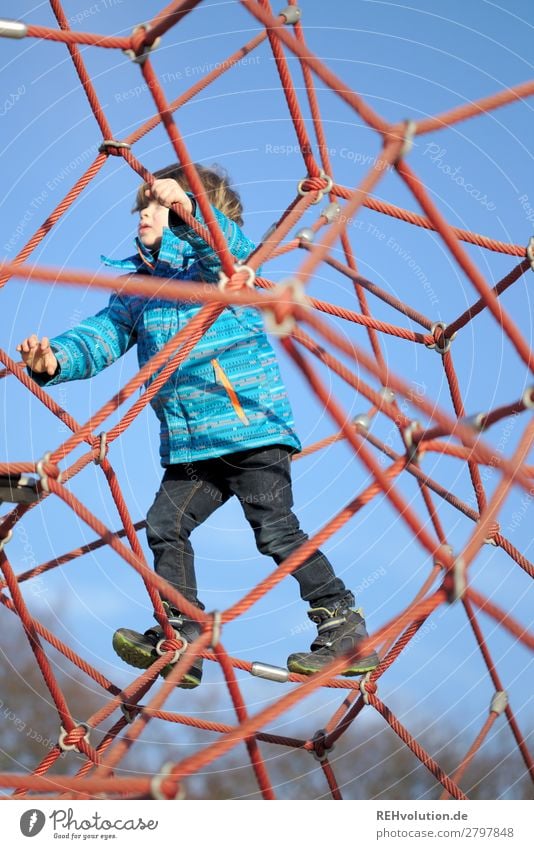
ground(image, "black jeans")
xmin=146 ymin=445 xmax=349 ymax=611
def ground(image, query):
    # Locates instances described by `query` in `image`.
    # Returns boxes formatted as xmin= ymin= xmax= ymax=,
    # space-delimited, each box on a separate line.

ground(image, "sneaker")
xmin=287 ymin=595 xmax=379 ymax=676
xmin=112 ymin=604 xmax=203 ymax=689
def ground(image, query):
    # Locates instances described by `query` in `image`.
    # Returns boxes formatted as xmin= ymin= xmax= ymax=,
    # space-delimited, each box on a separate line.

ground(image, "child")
xmin=17 ymin=164 xmax=379 ymax=688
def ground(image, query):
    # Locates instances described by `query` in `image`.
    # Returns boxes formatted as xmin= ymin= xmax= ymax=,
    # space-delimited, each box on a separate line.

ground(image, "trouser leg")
xmin=221 ymin=445 xmax=349 ymax=607
xmin=146 ymin=463 xmax=229 ymax=610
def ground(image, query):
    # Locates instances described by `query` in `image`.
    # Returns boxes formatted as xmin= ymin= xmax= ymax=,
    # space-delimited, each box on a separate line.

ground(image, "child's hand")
xmin=16 ymin=335 xmax=58 ymax=375
xmin=146 ymin=179 xmax=193 ymax=215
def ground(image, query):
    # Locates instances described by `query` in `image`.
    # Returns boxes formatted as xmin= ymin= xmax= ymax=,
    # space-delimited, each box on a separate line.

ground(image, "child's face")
xmin=137 ymin=199 xmax=169 ymax=251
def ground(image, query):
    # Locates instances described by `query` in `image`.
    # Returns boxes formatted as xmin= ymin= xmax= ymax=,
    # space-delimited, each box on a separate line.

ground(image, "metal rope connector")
xmin=150 ymin=761 xmax=185 ymax=800
xmin=264 ymin=276 xmax=307 ymax=337
xmin=120 ymin=703 xmax=138 ymax=724
xmin=425 ymin=321 xmax=456 ymax=355
xmin=353 ymin=413 xmax=371 ymax=431
xmin=0 ymin=19 xmax=28 ymax=38
xmin=359 ymin=671 xmax=376 ymax=705
xmin=522 ymin=386 xmax=534 ymax=410
xmin=210 ymin=610 xmax=222 ymax=648
xmin=279 ymin=6 xmax=301 ymax=25
xmin=398 ymin=119 xmax=417 ymax=159
xmin=218 ymin=263 xmax=256 ymax=292
xmin=321 ymin=201 xmax=341 ymax=223
xmin=489 ymin=690 xmax=508 ymax=716
xmin=526 ymin=236 xmax=534 ymax=272
xmin=463 ymin=412 xmax=487 ymax=431
xmin=297 ymin=169 xmax=333 ymax=205
xmin=295 ymin=227 xmax=315 ymax=245
xmin=450 ymin=556 xmax=466 ymax=602
xmin=58 ymin=723 xmax=90 ymax=753
xmin=36 ymin=452 xmax=62 ymax=493
xmin=380 ymin=386 xmax=396 ymax=404
xmin=98 ymin=140 xmax=132 ymax=154
xmin=310 ymin=728 xmax=334 ymax=762
xmin=403 ymin=420 xmax=421 ymax=462
xmin=250 ymin=661 xmax=289 ymax=683
xmin=123 ymin=24 xmax=161 ymax=64
xmin=155 ymin=634 xmax=187 ymax=664
xmin=0 ymin=529 xmax=13 ymax=552
xmin=94 ymin=432 xmax=107 ymax=465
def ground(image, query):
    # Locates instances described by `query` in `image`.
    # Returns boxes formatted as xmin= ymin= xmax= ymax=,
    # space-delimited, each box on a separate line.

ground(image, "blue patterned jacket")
xmin=32 ymin=202 xmax=301 ymax=465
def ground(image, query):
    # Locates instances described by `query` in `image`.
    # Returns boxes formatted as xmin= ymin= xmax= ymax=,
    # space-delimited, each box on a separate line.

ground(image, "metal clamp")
xmin=98 ymin=139 xmax=132 ymax=154
xmin=123 ymin=24 xmax=161 ymax=64
xmin=322 ymin=201 xmax=341 ymax=223
xmin=463 ymin=412 xmax=487 ymax=431
xmin=250 ymin=661 xmax=289 ymax=683
xmin=120 ymin=703 xmax=138 ymax=724
xmin=36 ymin=452 xmax=61 ymax=493
xmin=398 ymin=119 xmax=417 ymax=159
xmin=279 ymin=6 xmax=301 ymax=25
xmin=0 ymin=19 xmax=28 ymax=38
xmin=403 ymin=420 xmax=421 ymax=462
xmin=297 ymin=170 xmax=333 ymax=204
xmin=263 ymin=277 xmax=307 ymax=337
xmin=295 ymin=227 xmax=315 ymax=245
xmin=353 ymin=413 xmax=371 ymax=431
xmin=0 ymin=529 xmax=13 ymax=552
xmin=425 ymin=321 xmax=456 ymax=355
xmin=210 ymin=610 xmax=222 ymax=648
xmin=451 ymin=556 xmax=466 ymax=602
xmin=522 ymin=386 xmax=534 ymax=410
xmin=526 ymin=237 xmax=534 ymax=272
xmin=380 ymin=386 xmax=396 ymax=404
xmin=218 ymin=263 xmax=256 ymax=292
xmin=150 ymin=761 xmax=185 ymax=800
xmin=310 ymin=728 xmax=334 ymax=762
xmin=489 ymin=690 xmax=508 ymax=716
xmin=94 ymin=431 xmax=107 ymax=465
xmin=156 ymin=634 xmax=188 ymax=664
xmin=359 ymin=672 xmax=375 ymax=705
xmin=58 ymin=723 xmax=90 ymax=752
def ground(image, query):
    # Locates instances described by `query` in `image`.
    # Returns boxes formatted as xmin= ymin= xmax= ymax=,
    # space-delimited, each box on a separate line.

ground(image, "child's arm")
xmin=17 ymin=294 xmax=137 ymax=387
xmin=150 ymin=179 xmax=256 ymax=282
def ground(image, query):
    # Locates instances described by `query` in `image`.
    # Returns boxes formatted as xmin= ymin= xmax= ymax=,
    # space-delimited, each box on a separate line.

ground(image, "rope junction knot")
xmin=155 ymin=635 xmax=187 ymax=664
xmin=359 ymin=672 xmax=377 ymax=705
xmin=425 ymin=321 xmax=456 ymax=355
xmin=218 ymin=264 xmax=256 ymax=292
xmin=310 ymin=728 xmax=334 ymax=762
xmin=123 ymin=24 xmax=161 ymax=64
xmin=93 ymin=431 xmax=108 ymax=465
xmin=98 ymin=140 xmax=132 ymax=155
xmin=150 ymin=762 xmax=184 ymax=800
xmin=58 ymin=723 xmax=90 ymax=753
xmin=483 ymin=521 xmax=500 ymax=546
xmin=297 ymin=170 xmax=333 ymax=204
xmin=36 ymin=452 xmax=62 ymax=492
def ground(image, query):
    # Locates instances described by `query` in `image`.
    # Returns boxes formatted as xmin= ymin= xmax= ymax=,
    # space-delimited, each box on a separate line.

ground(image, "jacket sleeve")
xmin=29 ymin=293 xmax=137 ymax=387
xmin=169 ymin=195 xmax=256 ymax=283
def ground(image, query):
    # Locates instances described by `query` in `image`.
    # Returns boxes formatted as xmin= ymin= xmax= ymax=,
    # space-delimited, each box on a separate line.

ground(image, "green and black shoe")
xmin=287 ymin=595 xmax=379 ymax=677
xmin=112 ymin=605 xmax=203 ymax=689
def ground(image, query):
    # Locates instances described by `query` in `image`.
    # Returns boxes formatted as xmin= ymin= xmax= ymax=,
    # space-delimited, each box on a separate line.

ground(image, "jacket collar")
xmin=101 ymin=227 xmax=194 ymax=274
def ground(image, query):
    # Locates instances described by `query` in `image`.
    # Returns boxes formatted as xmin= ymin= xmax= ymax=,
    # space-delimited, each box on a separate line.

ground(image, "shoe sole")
xmin=112 ymin=629 xmax=201 ymax=689
xmin=287 ymin=651 xmax=380 ymax=677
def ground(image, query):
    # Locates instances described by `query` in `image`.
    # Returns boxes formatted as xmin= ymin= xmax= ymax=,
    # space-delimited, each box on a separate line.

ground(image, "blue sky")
xmin=1 ymin=0 xmax=533 ymax=791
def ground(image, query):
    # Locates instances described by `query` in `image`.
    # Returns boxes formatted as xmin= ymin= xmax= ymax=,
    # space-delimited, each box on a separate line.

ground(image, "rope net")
xmin=0 ymin=0 xmax=533 ymax=800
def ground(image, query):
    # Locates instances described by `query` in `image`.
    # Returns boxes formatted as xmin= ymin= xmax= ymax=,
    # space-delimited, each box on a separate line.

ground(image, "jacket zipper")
xmin=211 ymin=358 xmax=250 ymax=426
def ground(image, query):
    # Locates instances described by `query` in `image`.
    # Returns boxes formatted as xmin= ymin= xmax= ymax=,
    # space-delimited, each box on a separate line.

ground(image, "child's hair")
xmin=133 ymin=163 xmax=244 ymax=226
